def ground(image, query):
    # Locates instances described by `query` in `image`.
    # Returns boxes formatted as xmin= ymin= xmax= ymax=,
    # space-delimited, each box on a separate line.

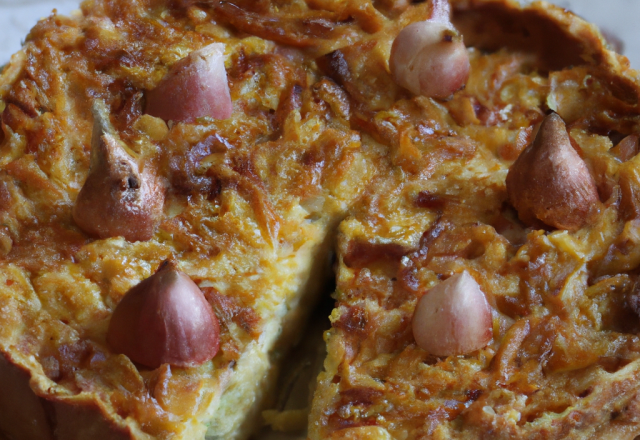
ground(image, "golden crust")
xmin=0 ymin=0 xmax=387 ymax=438
xmin=309 ymin=1 xmax=640 ymax=440
xmin=0 ymin=351 xmax=141 ymax=440
xmin=2 ymin=0 xmax=640 ymax=439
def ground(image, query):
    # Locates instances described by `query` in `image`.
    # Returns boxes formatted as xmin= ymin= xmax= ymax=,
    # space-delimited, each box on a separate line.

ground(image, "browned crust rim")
xmin=2 ymin=1 xmax=640 ymax=439
xmin=0 ymin=350 xmax=144 ymax=440
xmin=309 ymin=1 xmax=640 ymax=440
xmin=452 ymin=0 xmax=640 ymax=110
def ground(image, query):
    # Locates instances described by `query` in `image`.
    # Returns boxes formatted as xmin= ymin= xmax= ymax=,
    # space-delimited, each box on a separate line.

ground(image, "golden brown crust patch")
xmin=309 ymin=1 xmax=640 ymax=439
xmin=3 ymin=0 xmax=640 ymax=438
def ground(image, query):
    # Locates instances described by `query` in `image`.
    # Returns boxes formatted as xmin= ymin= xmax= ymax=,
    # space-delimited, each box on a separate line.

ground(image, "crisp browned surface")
xmin=3 ymin=0 xmax=640 ymax=439
xmin=0 ymin=0 xmax=405 ymax=437
xmin=309 ymin=1 xmax=640 ymax=439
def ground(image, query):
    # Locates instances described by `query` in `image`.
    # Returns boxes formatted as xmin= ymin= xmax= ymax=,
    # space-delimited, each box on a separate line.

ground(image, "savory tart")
xmin=0 ymin=0 xmax=639 ymax=440
xmin=309 ymin=1 xmax=640 ymax=439
xmin=0 ymin=0 xmax=387 ymax=438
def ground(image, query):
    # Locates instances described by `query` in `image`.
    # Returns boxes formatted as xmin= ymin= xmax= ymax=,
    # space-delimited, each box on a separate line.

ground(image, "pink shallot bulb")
xmin=412 ymin=271 xmax=493 ymax=356
xmin=506 ymin=113 xmax=600 ymax=231
xmin=107 ymin=261 xmax=220 ymax=369
xmin=73 ymin=101 xmax=165 ymax=242
xmin=390 ymin=0 xmax=470 ymax=99
xmin=146 ymin=43 xmax=232 ymax=123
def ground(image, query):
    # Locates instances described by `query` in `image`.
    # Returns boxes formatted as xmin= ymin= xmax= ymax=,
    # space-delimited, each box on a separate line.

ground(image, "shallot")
xmin=412 ymin=271 xmax=493 ymax=356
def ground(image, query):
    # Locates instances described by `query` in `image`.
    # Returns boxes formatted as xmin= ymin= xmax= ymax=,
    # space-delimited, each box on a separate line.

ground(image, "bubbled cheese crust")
xmin=310 ymin=1 xmax=640 ymax=439
xmin=0 ymin=1 xmax=388 ymax=438
xmin=1 ymin=0 xmax=640 ymax=440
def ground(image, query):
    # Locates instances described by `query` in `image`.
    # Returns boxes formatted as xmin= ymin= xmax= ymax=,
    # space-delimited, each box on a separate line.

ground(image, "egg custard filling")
xmin=1 ymin=0 xmax=640 ymax=439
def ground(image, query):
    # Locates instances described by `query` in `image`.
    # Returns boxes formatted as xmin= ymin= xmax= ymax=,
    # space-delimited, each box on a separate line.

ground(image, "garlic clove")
xmin=412 ymin=271 xmax=492 ymax=356
xmin=107 ymin=260 xmax=220 ymax=369
xmin=390 ymin=0 xmax=470 ymax=99
xmin=506 ymin=113 xmax=600 ymax=231
xmin=146 ymin=43 xmax=232 ymax=123
xmin=73 ymin=101 xmax=165 ymax=242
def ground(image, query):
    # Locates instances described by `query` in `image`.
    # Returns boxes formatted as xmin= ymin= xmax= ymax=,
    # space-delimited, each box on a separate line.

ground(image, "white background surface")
xmin=0 ymin=0 xmax=639 ymax=69
xmin=0 ymin=0 xmax=79 ymax=64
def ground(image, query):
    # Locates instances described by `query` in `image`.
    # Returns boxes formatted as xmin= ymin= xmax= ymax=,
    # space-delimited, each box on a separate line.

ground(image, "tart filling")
xmin=310 ymin=1 xmax=640 ymax=439
xmin=0 ymin=0 xmax=639 ymax=439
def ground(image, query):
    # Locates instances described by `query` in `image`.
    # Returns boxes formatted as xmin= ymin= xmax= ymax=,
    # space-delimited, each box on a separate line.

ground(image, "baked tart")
xmin=0 ymin=1 xmax=385 ymax=438
xmin=0 ymin=0 xmax=638 ymax=439
xmin=309 ymin=1 xmax=640 ymax=439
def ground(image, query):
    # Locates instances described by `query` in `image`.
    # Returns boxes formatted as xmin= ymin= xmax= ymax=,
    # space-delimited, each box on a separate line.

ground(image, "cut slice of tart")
xmin=0 ymin=0 xmax=397 ymax=438
xmin=2 ymin=0 xmax=640 ymax=438
xmin=309 ymin=1 xmax=640 ymax=439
